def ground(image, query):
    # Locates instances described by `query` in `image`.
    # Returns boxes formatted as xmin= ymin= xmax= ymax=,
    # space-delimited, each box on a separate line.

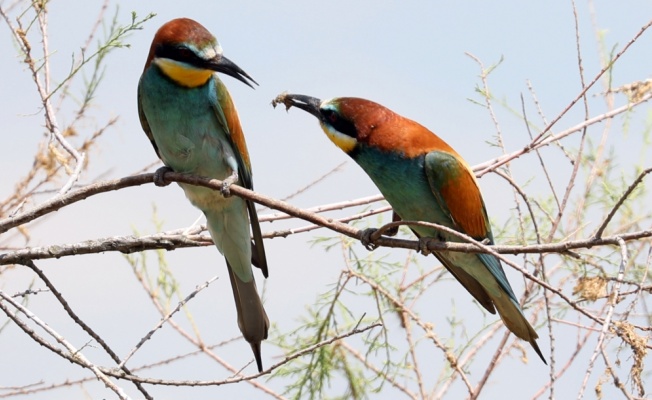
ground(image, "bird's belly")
xmin=150 ymin=121 xmax=235 ymax=211
xmin=180 ymin=182 xmax=235 ymax=213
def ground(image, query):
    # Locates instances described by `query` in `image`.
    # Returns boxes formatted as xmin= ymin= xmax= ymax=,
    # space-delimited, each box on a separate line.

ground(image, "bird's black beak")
xmin=206 ymin=55 xmax=258 ymax=89
xmin=271 ymin=93 xmax=322 ymax=120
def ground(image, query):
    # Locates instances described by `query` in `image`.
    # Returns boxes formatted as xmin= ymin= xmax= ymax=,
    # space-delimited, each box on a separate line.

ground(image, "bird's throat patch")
xmin=155 ymin=58 xmax=213 ymax=88
xmin=321 ymin=124 xmax=357 ymax=153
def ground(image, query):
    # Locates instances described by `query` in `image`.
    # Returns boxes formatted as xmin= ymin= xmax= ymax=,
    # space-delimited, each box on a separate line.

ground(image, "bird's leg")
xmin=384 ymin=211 xmax=402 ymax=237
xmin=360 ymin=228 xmax=379 ymax=251
xmin=361 ymin=211 xmax=401 ymax=250
xmin=220 ymin=169 xmax=239 ymax=197
xmin=153 ymin=166 xmax=173 ymax=187
xmin=418 ymin=237 xmax=433 ymax=256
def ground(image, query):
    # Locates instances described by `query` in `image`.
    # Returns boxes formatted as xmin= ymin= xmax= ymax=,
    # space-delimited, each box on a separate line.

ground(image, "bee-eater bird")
xmin=137 ymin=18 xmax=268 ymax=371
xmin=273 ymin=93 xmax=545 ymax=363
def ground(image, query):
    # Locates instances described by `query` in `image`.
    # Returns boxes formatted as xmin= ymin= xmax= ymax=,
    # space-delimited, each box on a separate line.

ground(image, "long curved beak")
xmin=206 ymin=55 xmax=258 ymax=89
xmin=272 ymin=93 xmax=322 ymax=119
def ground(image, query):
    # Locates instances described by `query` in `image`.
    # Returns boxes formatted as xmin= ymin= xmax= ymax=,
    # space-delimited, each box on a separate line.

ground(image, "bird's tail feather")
xmin=204 ymin=203 xmax=269 ymax=371
xmin=226 ymin=260 xmax=269 ymax=372
xmin=437 ymin=252 xmax=546 ymax=363
xmin=491 ymin=292 xmax=546 ymax=364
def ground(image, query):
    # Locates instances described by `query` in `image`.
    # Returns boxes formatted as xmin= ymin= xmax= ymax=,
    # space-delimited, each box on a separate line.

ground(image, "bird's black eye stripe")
xmin=156 ymin=44 xmax=203 ymax=66
xmin=321 ymin=109 xmax=357 ymax=138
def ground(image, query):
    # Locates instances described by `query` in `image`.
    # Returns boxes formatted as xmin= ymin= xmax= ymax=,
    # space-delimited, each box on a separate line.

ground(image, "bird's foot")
xmin=220 ymin=171 xmax=239 ymax=197
xmin=384 ymin=224 xmax=399 ymax=237
xmin=360 ymin=228 xmax=380 ymax=251
xmin=419 ymin=237 xmax=433 ymax=256
xmin=384 ymin=211 xmax=401 ymax=237
xmin=153 ymin=166 xmax=173 ymax=187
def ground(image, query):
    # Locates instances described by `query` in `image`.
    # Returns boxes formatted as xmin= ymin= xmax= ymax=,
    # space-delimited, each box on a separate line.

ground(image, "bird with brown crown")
xmin=138 ymin=18 xmax=269 ymax=371
xmin=274 ymin=93 xmax=545 ymax=364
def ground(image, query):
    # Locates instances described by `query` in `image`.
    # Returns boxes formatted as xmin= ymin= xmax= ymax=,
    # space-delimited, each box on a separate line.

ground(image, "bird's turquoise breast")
xmin=354 ymin=146 xmax=456 ymax=238
xmin=139 ymin=66 xmax=236 ymax=212
xmin=139 ymin=67 xmax=230 ymax=178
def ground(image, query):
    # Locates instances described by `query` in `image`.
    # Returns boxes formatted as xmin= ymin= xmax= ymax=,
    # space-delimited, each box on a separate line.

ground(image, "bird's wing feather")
xmin=424 ymin=151 xmax=516 ymax=303
xmin=211 ymin=77 xmax=268 ymax=277
xmin=434 ymin=252 xmax=497 ymax=313
xmin=423 ymin=152 xmax=544 ymax=361
xmin=137 ymin=80 xmax=161 ymax=158
xmin=211 ymin=77 xmax=252 ymax=185
xmin=423 ymin=151 xmax=488 ymax=239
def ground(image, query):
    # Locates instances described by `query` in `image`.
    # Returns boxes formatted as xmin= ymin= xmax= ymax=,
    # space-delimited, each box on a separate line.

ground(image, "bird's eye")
xmin=176 ymin=47 xmax=194 ymax=60
xmin=323 ymin=109 xmax=338 ymax=123
xmin=321 ymin=109 xmax=357 ymax=138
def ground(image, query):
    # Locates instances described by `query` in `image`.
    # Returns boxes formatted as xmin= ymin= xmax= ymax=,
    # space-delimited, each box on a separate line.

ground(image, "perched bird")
xmin=273 ymin=93 xmax=545 ymax=363
xmin=138 ymin=18 xmax=269 ymax=371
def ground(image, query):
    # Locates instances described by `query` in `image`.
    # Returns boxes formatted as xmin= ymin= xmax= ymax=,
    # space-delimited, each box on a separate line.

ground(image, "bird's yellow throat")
xmin=321 ymin=124 xmax=357 ymax=153
xmin=155 ymin=58 xmax=213 ymax=88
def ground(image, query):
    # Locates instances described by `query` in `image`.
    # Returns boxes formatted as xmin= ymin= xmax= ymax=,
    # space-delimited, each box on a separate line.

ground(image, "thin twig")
xmin=594 ymin=167 xmax=652 ymax=239
xmin=104 ymin=323 xmax=383 ymax=387
xmin=470 ymin=331 xmax=511 ymax=400
xmin=600 ymin=347 xmax=635 ymax=400
xmin=118 ymin=276 xmax=218 ymax=369
xmin=261 ymin=161 xmax=347 ymax=210
xmin=531 ymin=322 xmax=597 ymax=399
xmin=0 ymin=289 xmax=129 ymax=399
xmin=260 ymin=194 xmax=385 ymax=223
xmin=475 ymin=17 xmax=652 ymax=176
xmin=474 ymin=93 xmax=652 ymax=177
xmin=21 ymin=260 xmax=153 ymax=399
xmin=339 ymin=340 xmax=418 ymax=400
xmin=577 ymin=237 xmax=628 ymax=399
xmin=344 ymin=269 xmax=476 ymax=395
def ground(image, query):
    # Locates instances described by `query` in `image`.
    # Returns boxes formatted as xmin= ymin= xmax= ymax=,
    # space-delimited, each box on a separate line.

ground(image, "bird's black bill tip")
xmin=209 ymin=55 xmax=258 ymax=89
xmin=271 ymin=92 xmax=322 ymax=119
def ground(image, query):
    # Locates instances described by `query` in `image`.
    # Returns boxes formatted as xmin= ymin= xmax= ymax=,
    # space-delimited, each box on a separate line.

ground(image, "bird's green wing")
xmin=423 ymin=151 xmax=490 ymax=240
xmin=137 ymin=79 xmax=161 ymax=159
xmin=211 ymin=78 xmax=253 ymax=187
xmin=211 ymin=77 xmax=268 ymax=277
xmin=423 ymin=151 xmax=517 ymax=304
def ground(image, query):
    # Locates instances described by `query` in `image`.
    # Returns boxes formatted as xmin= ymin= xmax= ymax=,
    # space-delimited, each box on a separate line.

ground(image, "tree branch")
xmin=2 ymin=172 xmax=652 ymax=268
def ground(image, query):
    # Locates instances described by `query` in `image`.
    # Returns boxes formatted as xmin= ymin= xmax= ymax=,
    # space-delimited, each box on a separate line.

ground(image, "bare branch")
xmin=577 ymin=237 xmax=628 ymax=399
xmin=474 ymin=93 xmax=652 ymax=176
xmin=0 ymin=289 xmax=129 ymax=399
xmin=475 ymin=17 xmax=652 ymax=176
xmin=20 ymin=260 xmax=153 ymax=399
xmin=594 ymin=167 xmax=652 ymax=239
xmin=118 ymin=276 xmax=218 ymax=369
xmin=2 ymin=172 xmax=651 ymax=270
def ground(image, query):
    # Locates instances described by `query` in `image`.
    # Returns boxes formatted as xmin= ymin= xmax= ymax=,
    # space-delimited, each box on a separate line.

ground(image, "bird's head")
xmin=273 ymin=94 xmax=396 ymax=154
xmin=274 ymin=93 xmax=451 ymax=158
xmin=144 ymin=18 xmax=257 ymax=88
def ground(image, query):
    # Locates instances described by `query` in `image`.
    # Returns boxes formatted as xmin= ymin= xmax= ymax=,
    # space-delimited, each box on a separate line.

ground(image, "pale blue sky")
xmin=1 ymin=1 xmax=651 ymax=399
